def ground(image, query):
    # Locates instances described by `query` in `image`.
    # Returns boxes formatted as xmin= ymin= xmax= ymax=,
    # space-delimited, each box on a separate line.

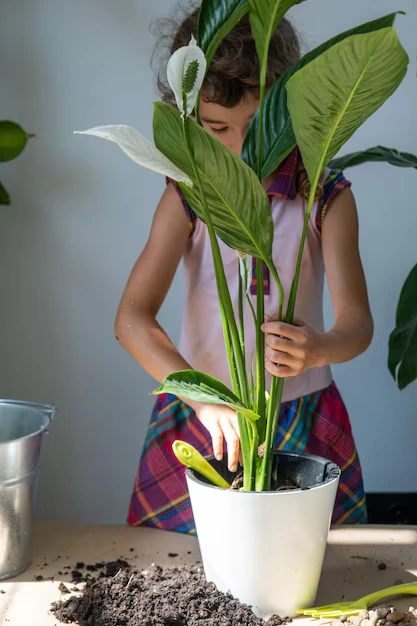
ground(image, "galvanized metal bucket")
xmin=0 ymin=399 xmax=55 ymax=580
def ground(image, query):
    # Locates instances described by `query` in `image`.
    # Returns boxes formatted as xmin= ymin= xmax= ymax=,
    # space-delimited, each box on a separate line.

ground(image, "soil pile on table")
xmin=51 ymin=563 xmax=292 ymax=626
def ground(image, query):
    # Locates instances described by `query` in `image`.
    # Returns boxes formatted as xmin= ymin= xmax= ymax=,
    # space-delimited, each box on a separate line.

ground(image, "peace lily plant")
xmin=77 ymin=0 xmax=409 ymax=493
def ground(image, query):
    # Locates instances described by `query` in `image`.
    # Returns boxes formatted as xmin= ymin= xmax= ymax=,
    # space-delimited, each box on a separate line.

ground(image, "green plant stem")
xmin=254 ymin=54 xmax=285 ymax=440
xmin=255 ymin=258 xmax=266 ymax=435
xmin=247 ymin=419 xmax=259 ymax=490
xmin=249 ymin=353 xmax=256 ymax=408
xmin=256 ymin=263 xmax=285 ymax=490
xmin=182 ymin=119 xmax=247 ymax=398
xmin=195 ymin=97 xmax=201 ymax=126
xmin=224 ymin=322 xmax=239 ymax=393
xmin=286 ymin=184 xmax=317 ymax=322
xmin=238 ymin=265 xmax=245 ymax=356
xmin=257 ymin=376 xmax=285 ymax=490
xmin=257 ymin=183 xmax=318 ymax=490
xmin=254 ymin=56 xmax=287 ymax=490
xmin=223 ymin=323 xmax=252 ymax=465
xmin=256 ymin=61 xmax=267 ymax=183
xmin=246 ymin=291 xmax=257 ymax=327
xmin=237 ymin=267 xmax=255 ymax=489
xmin=264 ymin=259 xmax=284 ymax=321
xmin=253 ymin=58 xmax=269 ymax=462
xmin=237 ymin=267 xmax=256 ymax=489
xmin=182 ymin=117 xmax=254 ymax=483
xmin=241 ymin=255 xmax=257 ymax=330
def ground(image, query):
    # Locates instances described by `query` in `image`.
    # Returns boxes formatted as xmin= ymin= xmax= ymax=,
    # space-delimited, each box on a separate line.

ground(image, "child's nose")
xmin=231 ymin=130 xmax=247 ymax=156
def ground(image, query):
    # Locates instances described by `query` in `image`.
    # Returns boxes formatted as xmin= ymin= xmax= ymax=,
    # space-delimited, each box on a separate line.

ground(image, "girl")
xmin=117 ymin=6 xmax=373 ymax=533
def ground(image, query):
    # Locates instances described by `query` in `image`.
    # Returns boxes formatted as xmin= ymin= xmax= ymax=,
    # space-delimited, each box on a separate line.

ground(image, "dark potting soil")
xmin=68 ymin=558 xmax=130 ymax=583
xmin=51 ymin=563 xmax=292 ymax=626
xmin=71 ymin=570 xmax=84 ymax=583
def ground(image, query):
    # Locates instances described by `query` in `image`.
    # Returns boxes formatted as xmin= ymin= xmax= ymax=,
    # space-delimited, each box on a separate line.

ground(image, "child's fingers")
xmin=266 ymin=334 xmax=303 ymax=358
xmin=265 ymin=357 xmax=294 ymax=378
xmin=261 ymin=320 xmax=299 ymax=340
xmin=265 ymin=346 xmax=296 ymax=366
xmin=207 ymin=422 xmax=224 ymax=462
xmin=230 ymin=412 xmax=240 ymax=436
xmin=196 ymin=405 xmax=240 ymax=470
xmin=221 ymin=419 xmax=240 ymax=473
xmin=262 ymin=316 xmax=306 ymax=331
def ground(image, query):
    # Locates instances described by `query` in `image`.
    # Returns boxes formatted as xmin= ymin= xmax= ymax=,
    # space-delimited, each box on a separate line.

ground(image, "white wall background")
xmin=0 ymin=0 xmax=416 ymax=524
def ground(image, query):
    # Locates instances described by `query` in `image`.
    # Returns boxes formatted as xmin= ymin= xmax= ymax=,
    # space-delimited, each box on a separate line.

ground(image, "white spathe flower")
xmin=74 ymin=125 xmax=192 ymax=185
xmin=167 ymin=35 xmax=207 ymax=119
xmin=237 ymin=251 xmax=253 ymax=293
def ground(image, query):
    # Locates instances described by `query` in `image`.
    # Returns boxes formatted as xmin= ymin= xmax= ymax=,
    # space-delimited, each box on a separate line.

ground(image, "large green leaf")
xmin=153 ymin=370 xmax=260 ymax=422
xmin=153 ymin=102 xmax=273 ymax=259
xmin=330 ymin=146 xmax=417 ymax=171
xmin=389 ymin=264 xmax=417 ymax=390
xmin=0 ymin=121 xmax=28 ymax=162
xmin=198 ymin=0 xmax=249 ymax=66
xmin=0 ymin=181 xmax=10 ymax=205
xmin=286 ymin=28 xmax=408 ymax=189
xmin=248 ymin=0 xmax=305 ymax=73
xmin=242 ymin=12 xmax=401 ymax=179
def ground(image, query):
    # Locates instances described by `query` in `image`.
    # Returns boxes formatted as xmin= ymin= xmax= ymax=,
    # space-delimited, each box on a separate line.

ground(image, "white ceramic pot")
xmin=186 ymin=450 xmax=340 ymax=619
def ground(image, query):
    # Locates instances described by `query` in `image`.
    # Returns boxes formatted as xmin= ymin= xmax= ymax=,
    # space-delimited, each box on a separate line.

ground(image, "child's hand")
xmin=195 ymin=403 xmax=240 ymax=473
xmin=261 ymin=315 xmax=322 ymax=378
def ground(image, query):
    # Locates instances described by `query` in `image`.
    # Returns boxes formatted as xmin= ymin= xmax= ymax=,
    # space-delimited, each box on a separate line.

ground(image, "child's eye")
xmin=211 ymin=127 xmax=228 ymax=134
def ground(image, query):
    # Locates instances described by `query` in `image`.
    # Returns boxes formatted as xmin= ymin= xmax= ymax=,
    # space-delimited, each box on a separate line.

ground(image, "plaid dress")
xmin=127 ymin=149 xmax=367 ymax=532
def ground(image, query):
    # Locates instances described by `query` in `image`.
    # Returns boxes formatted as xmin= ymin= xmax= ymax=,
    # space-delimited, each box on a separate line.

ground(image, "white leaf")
xmin=167 ymin=35 xmax=207 ymax=119
xmin=74 ymin=125 xmax=192 ymax=184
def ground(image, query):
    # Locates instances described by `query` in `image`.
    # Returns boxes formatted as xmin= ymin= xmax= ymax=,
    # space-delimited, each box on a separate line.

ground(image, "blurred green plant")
xmin=329 ymin=146 xmax=417 ymax=391
xmin=0 ymin=120 xmax=32 ymax=205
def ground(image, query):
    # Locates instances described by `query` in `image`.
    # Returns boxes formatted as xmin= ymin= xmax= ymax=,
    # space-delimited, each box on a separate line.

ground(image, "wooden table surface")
xmin=1 ymin=523 xmax=417 ymax=625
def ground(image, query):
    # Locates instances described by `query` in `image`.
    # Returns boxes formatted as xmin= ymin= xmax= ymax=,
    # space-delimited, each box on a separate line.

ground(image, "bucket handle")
xmin=41 ymin=404 xmax=56 ymax=424
xmin=0 ymin=399 xmax=56 ymax=423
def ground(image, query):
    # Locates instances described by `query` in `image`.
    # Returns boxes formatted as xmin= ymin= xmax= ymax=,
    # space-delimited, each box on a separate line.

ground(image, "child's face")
xmin=199 ymin=91 xmax=259 ymax=156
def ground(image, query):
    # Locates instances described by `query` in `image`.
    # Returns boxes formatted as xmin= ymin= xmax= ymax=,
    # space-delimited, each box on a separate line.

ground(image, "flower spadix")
xmin=167 ymin=35 xmax=207 ymax=119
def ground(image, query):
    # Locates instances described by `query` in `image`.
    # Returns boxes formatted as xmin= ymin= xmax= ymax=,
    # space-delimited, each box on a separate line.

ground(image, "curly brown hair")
xmin=152 ymin=3 xmax=318 ymax=199
xmin=155 ymin=7 xmax=300 ymax=107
